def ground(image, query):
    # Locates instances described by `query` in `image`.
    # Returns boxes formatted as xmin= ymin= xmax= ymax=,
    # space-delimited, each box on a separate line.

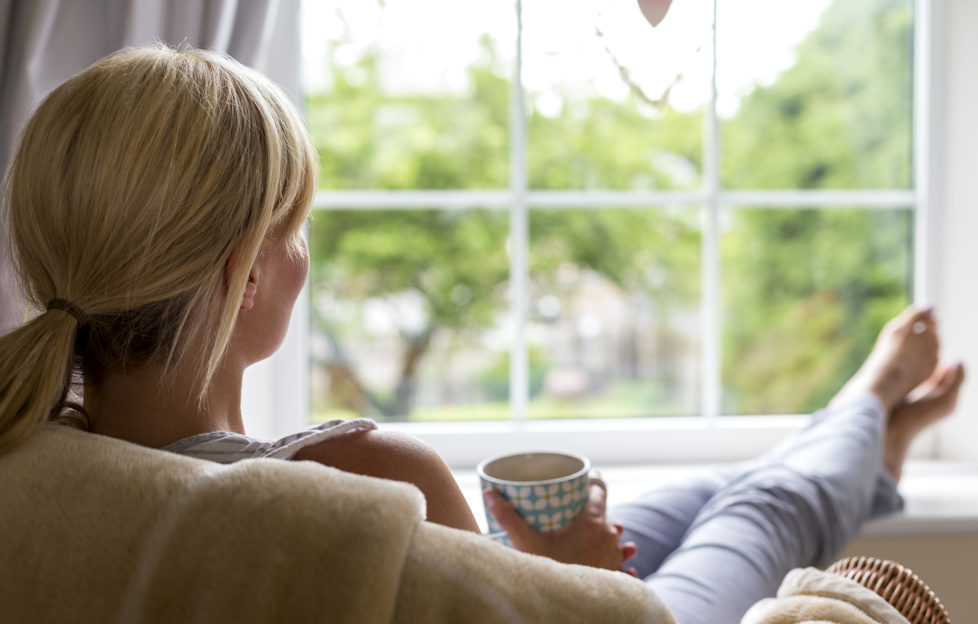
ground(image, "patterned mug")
xmin=477 ymin=450 xmax=597 ymax=547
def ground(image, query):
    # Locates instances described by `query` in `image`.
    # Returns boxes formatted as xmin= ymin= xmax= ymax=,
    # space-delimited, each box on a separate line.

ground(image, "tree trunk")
xmin=394 ymin=326 xmax=435 ymax=417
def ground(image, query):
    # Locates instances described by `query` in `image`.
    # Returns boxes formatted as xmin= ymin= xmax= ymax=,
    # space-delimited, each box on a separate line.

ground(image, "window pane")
xmin=308 ymin=210 xmax=510 ymax=422
xmin=301 ymin=0 xmax=515 ymax=189
xmin=719 ymin=0 xmax=914 ymax=189
xmin=721 ymin=207 xmax=912 ymax=415
xmin=523 ymin=0 xmax=713 ymax=190
xmin=527 ymin=208 xmax=702 ymax=418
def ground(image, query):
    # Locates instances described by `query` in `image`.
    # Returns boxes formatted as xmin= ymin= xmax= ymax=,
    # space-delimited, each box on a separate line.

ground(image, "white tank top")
xmin=162 ymin=418 xmax=378 ymax=463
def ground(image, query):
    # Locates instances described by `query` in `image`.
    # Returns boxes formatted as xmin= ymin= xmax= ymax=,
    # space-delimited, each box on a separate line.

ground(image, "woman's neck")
xmin=84 ymin=361 xmax=245 ymax=449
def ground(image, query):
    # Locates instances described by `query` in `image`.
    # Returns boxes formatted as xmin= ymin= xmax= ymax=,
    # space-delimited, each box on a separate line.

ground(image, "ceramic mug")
xmin=477 ymin=450 xmax=599 ymax=546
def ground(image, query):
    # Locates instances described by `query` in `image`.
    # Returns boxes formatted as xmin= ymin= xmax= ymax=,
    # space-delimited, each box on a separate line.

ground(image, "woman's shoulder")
xmin=292 ymin=425 xmax=482 ymax=531
xmin=290 ymin=425 xmax=439 ymax=477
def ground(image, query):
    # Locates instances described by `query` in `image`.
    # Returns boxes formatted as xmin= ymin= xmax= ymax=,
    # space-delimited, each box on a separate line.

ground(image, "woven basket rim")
xmin=826 ymin=556 xmax=950 ymax=624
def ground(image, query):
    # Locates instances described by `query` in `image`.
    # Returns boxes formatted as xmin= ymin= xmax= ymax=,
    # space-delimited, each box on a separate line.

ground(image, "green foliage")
xmin=719 ymin=0 xmax=913 ymax=412
xmin=476 ymin=346 xmax=550 ymax=402
xmin=722 ymin=0 xmax=913 ymax=190
xmin=529 ymin=102 xmax=703 ymax=190
xmin=308 ymin=210 xmax=510 ymax=418
xmin=311 ymin=210 xmax=509 ymax=329
xmin=306 ymin=37 xmax=510 ymax=190
xmin=530 ymin=209 xmax=700 ymax=305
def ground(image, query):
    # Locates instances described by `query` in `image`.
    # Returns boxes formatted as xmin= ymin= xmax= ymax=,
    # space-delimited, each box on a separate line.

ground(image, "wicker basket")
xmin=826 ymin=556 xmax=950 ymax=624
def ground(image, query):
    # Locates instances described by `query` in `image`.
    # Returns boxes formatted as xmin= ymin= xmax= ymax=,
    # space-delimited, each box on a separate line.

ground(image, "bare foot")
xmin=831 ymin=305 xmax=940 ymax=412
xmin=884 ymin=362 xmax=965 ymax=482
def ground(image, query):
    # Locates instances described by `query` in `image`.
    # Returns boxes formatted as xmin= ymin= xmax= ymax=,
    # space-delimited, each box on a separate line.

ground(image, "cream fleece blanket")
xmin=742 ymin=567 xmax=910 ymax=624
xmin=0 ymin=424 xmax=674 ymax=623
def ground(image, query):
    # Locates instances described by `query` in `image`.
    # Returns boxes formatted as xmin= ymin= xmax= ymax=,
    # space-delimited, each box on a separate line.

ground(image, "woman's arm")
xmin=292 ymin=428 xmax=634 ymax=574
xmin=291 ymin=429 xmax=481 ymax=533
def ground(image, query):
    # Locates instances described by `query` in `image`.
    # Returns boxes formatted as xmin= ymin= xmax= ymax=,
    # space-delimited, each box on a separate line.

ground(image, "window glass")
xmin=309 ymin=210 xmax=510 ymax=422
xmin=721 ymin=207 xmax=912 ymax=414
xmin=523 ymin=0 xmax=712 ymax=190
xmin=527 ymin=208 xmax=702 ymax=418
xmin=302 ymin=0 xmax=515 ymax=190
xmin=719 ymin=0 xmax=914 ymax=189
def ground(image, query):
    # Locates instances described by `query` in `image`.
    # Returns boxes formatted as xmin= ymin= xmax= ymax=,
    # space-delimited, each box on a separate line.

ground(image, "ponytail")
xmin=0 ymin=309 xmax=80 ymax=452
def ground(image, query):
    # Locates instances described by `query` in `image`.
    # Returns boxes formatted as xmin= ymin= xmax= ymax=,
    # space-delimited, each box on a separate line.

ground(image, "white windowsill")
xmin=454 ymin=460 xmax=978 ymax=537
xmin=387 ymin=415 xmax=813 ymax=469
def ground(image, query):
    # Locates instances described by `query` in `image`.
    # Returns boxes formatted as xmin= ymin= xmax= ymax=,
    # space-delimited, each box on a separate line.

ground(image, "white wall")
xmin=934 ymin=0 xmax=978 ymax=462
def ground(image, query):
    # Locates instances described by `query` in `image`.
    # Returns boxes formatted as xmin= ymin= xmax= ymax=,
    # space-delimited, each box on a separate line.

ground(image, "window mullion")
xmin=509 ymin=0 xmax=529 ymax=424
xmin=701 ymin=0 xmax=722 ymax=420
xmin=913 ymin=0 xmax=936 ymax=306
xmin=914 ymin=0 xmax=941 ymax=458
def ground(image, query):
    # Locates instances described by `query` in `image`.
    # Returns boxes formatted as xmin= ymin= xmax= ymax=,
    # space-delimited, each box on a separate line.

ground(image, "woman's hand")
xmin=484 ymin=479 xmax=639 ymax=576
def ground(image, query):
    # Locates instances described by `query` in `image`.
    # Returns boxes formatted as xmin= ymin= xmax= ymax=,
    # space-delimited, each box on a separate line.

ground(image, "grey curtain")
xmin=0 ymin=0 xmax=278 ymax=335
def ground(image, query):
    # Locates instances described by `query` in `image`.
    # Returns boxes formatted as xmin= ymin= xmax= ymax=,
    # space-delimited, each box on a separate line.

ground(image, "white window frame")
xmin=246 ymin=0 xmax=974 ymax=469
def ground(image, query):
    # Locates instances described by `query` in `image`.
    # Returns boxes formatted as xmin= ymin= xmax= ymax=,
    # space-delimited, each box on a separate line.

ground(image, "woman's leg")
xmin=608 ymin=396 xmax=899 ymax=580
xmin=617 ymin=306 xmax=961 ymax=624
xmin=644 ymin=394 xmax=896 ymax=624
xmin=608 ymin=468 xmax=733 ymax=578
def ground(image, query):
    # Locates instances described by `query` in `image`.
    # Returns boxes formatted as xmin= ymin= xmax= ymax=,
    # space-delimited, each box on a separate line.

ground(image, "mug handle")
xmin=588 ymin=469 xmax=607 ymax=493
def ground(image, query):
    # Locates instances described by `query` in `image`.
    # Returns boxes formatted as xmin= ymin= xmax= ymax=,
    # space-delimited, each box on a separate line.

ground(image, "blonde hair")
xmin=0 ymin=45 xmax=316 ymax=452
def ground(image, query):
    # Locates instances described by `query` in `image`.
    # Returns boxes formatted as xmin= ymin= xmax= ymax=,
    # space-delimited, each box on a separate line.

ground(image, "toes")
xmin=900 ymin=362 xmax=964 ymax=424
xmin=904 ymin=303 xmax=936 ymax=327
xmin=921 ymin=362 xmax=964 ymax=403
xmin=890 ymin=304 xmax=938 ymax=343
xmin=910 ymin=365 xmax=950 ymax=399
xmin=938 ymin=362 xmax=965 ymax=402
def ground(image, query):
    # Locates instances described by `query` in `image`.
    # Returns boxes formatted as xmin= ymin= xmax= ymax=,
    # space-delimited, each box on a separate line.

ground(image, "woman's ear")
xmin=224 ymin=247 xmax=259 ymax=310
xmin=240 ymin=272 xmax=258 ymax=311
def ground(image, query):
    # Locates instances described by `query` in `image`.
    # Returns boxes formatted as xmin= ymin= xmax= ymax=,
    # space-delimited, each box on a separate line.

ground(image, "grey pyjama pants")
xmin=609 ymin=394 xmax=903 ymax=624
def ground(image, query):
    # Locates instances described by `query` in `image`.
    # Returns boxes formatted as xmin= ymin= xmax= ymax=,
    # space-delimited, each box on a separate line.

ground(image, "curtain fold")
xmin=0 ymin=0 xmax=277 ymax=335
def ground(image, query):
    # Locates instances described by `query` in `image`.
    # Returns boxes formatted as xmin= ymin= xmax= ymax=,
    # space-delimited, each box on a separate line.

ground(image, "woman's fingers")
xmin=483 ymin=489 xmax=541 ymax=550
xmin=621 ymin=540 xmax=638 ymax=564
xmin=584 ymin=480 xmax=608 ymax=518
xmin=485 ymin=481 xmax=641 ymax=577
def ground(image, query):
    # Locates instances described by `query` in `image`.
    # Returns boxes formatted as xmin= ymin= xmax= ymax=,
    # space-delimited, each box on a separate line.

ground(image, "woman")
xmin=0 ymin=46 xmax=963 ymax=624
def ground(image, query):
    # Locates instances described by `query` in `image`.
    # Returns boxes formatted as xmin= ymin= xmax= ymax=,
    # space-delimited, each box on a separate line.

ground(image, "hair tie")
xmin=47 ymin=299 xmax=89 ymax=327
